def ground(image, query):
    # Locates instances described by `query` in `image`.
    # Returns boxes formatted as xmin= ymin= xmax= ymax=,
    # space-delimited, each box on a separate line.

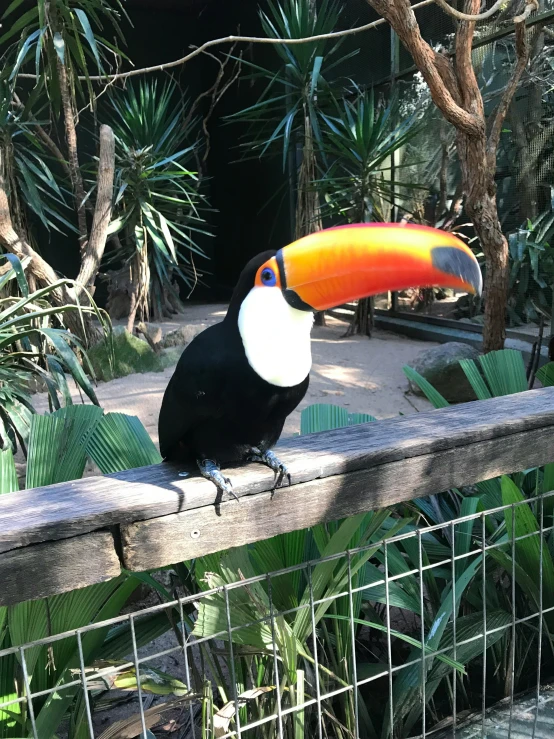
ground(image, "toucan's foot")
xmin=197 ymin=459 xmax=239 ymax=502
xmin=247 ymin=447 xmax=291 ymax=489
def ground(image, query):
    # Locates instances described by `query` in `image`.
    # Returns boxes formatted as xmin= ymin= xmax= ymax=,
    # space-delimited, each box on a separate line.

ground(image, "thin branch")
xmin=438 ymin=124 xmax=450 ymax=215
xmin=433 ymin=0 xmax=505 ymax=21
xmin=16 ymin=0 xmax=435 ymax=82
xmin=367 ymin=0 xmax=483 ymax=136
xmin=199 ymin=49 xmax=243 ymax=164
xmin=487 ymin=17 xmax=532 ymax=165
xmin=455 ymin=0 xmax=483 ymax=113
xmin=514 ymin=0 xmax=539 ymax=23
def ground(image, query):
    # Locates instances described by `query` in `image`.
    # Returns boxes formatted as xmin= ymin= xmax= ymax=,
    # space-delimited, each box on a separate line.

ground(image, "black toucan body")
xmin=159 ymin=223 xmax=482 ymax=499
xmin=159 ymin=250 xmax=307 ymax=496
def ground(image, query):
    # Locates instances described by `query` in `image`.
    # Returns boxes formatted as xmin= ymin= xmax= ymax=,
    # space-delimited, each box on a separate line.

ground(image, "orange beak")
xmin=271 ymin=223 xmax=482 ymax=312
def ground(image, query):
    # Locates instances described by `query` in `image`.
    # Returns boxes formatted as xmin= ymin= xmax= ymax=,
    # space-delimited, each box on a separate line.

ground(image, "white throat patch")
xmin=238 ymin=287 xmax=313 ymax=387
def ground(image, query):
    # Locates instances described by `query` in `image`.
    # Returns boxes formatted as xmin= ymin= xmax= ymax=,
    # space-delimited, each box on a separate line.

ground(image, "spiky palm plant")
xmin=0 ymin=81 xmax=74 ymax=241
xmin=317 ymin=88 xmax=422 ymax=335
xmin=229 ymin=0 xmax=357 ymax=324
xmin=104 ymin=80 xmax=211 ymax=324
xmin=0 ymin=405 xmax=162 ymax=739
xmin=0 ymin=255 xmax=105 ymax=453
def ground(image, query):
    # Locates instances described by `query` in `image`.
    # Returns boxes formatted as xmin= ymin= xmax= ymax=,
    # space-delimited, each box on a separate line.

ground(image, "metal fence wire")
xmin=3 ymin=490 xmax=554 ymax=738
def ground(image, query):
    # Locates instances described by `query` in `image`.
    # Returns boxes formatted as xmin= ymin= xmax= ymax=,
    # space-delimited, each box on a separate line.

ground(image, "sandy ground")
xmin=34 ymin=303 xmax=436 ymax=445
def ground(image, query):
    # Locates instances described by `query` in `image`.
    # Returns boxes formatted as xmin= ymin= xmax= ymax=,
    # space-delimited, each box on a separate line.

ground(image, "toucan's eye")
xmin=260 ymin=267 xmax=277 ymax=287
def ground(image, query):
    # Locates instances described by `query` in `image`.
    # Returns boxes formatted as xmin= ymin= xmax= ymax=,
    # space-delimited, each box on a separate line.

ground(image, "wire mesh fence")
xmin=2 ymin=487 xmax=554 ymax=737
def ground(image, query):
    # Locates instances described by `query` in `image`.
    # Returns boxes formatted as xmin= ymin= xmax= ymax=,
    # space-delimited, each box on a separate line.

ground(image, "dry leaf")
xmin=213 ymin=687 xmax=275 ymax=738
xmin=97 ymin=698 xmax=186 ymax=739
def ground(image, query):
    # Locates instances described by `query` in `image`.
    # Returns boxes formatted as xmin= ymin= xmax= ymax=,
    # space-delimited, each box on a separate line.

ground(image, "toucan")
xmin=158 ymin=223 xmax=482 ymax=499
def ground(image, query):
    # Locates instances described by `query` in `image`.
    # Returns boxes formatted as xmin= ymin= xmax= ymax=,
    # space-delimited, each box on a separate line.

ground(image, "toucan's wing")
xmin=158 ymin=324 xmax=228 ymax=460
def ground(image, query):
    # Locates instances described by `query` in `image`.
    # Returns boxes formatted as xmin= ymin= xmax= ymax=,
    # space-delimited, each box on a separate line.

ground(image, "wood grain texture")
xmin=121 ymin=424 xmax=554 ymax=570
xmin=0 ymin=531 xmax=120 ymax=606
xmin=2 ymin=388 xmax=554 ymax=555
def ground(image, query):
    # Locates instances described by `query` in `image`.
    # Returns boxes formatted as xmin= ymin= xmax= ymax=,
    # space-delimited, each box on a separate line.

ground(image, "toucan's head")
xmin=230 ymin=223 xmax=482 ymax=388
xmin=253 ymin=223 xmax=482 ymax=312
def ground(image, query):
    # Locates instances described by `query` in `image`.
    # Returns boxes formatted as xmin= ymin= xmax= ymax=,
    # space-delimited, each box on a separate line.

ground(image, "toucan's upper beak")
xmin=276 ymin=223 xmax=482 ymax=312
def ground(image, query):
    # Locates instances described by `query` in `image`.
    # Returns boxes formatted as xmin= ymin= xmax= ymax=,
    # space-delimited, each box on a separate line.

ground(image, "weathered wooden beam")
xmin=0 ymin=531 xmax=120 ymax=606
xmin=120 ymin=424 xmax=554 ymax=570
xmin=2 ymin=387 xmax=554 ymax=559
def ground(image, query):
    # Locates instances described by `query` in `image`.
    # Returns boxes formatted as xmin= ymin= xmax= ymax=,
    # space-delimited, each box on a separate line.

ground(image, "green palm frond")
xmin=228 ymin=0 xmax=357 ymax=170
xmin=0 ymin=81 xmax=75 ymax=234
xmin=103 ymin=79 xmax=211 ymax=320
xmin=316 ymin=89 xmax=424 ymax=222
xmin=0 ymin=255 xmax=104 ymax=453
xmin=1 ymin=0 xmax=130 ymax=106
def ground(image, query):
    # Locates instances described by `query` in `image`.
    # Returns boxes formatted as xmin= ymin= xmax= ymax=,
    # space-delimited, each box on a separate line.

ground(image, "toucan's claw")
xmin=197 ymin=459 xmax=239 ymax=502
xmin=248 ymin=447 xmax=291 ymax=491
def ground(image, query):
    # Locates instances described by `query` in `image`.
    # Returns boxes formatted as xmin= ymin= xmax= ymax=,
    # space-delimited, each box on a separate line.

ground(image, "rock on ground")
xmin=407 ymin=341 xmax=480 ymax=403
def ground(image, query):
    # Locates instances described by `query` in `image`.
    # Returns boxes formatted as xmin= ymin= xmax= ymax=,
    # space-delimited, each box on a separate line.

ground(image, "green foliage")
xmin=299 ymin=402 xmax=376 ymax=434
xmin=87 ymin=411 xmax=161 ymax=472
xmin=1 ymin=0 xmax=129 ymax=105
xmin=403 ymin=350 xmax=554 ymax=724
xmin=86 ymin=326 xmax=164 ymax=381
xmin=507 ymin=219 xmax=554 ymax=326
xmin=536 ymin=361 xmax=554 ymax=387
xmin=0 ymin=403 xmax=160 ymax=738
xmin=0 ymin=449 xmax=17 ymax=493
xmin=0 ymin=255 xmax=105 ymax=453
xmin=0 ymin=81 xmax=75 ymax=234
xmin=189 ymin=511 xmax=412 ymax=737
xmin=405 ymin=348 xmax=528 ymax=407
xmin=229 ymin=0 xmax=356 ymax=170
xmin=317 ymin=89 xmax=423 ymax=222
xmin=104 ymin=80 xmax=210 ymax=320
xmin=402 ymin=364 xmax=450 ymax=408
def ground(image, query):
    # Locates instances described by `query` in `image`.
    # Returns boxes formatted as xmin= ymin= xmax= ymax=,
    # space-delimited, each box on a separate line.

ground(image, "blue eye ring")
xmin=260 ymin=267 xmax=277 ymax=287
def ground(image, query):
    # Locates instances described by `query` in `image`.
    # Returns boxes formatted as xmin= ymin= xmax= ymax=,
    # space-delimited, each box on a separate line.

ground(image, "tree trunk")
xmin=74 ymin=125 xmax=115 ymax=296
xmin=296 ymin=111 xmax=326 ymax=326
xmin=457 ymin=131 xmax=508 ymax=351
xmin=365 ymin=0 xmax=533 ymax=354
xmin=56 ymin=53 xmax=88 ymax=248
xmin=344 ymin=297 xmax=374 ymax=337
xmin=468 ymin=199 xmax=509 ymax=352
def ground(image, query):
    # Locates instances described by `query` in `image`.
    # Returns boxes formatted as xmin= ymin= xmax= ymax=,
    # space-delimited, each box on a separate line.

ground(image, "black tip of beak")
xmin=431 ymin=246 xmax=482 ymax=296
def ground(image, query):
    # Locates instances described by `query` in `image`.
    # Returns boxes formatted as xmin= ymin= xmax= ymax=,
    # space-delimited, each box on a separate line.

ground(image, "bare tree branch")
xmin=433 ymin=0 xmax=505 ymax=21
xmin=455 ymin=0 xmax=484 ymax=113
xmin=196 ymin=48 xmax=243 ymax=164
xmin=16 ymin=0 xmax=436 ymax=82
xmin=58 ymin=58 xmax=88 ymax=248
xmin=368 ymin=0 xmax=483 ymax=136
xmin=487 ymin=20 xmax=531 ymax=166
xmin=515 ymin=0 xmax=539 ymax=23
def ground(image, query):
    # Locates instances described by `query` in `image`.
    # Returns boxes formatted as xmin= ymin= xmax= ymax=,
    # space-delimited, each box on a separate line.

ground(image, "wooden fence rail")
xmin=2 ymin=387 xmax=554 ymax=606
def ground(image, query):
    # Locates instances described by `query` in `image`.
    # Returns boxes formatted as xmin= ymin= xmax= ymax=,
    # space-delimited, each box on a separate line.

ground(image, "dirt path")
xmin=35 ymin=305 xmax=436 ymax=445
